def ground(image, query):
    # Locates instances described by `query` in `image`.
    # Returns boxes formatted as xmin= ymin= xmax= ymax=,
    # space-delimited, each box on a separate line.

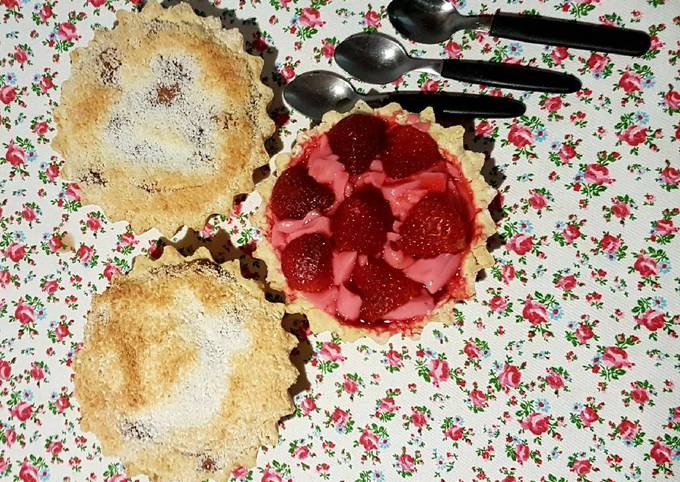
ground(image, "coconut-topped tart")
xmin=53 ymin=0 xmax=273 ymax=236
xmin=74 ymin=247 xmax=297 ymax=482
xmin=254 ymin=103 xmax=496 ymax=342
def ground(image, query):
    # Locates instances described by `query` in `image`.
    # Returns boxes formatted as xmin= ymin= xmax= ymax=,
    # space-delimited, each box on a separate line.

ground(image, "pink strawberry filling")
xmin=267 ymin=114 xmax=481 ymax=333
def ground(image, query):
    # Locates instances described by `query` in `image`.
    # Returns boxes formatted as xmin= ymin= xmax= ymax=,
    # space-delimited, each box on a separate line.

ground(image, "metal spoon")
xmin=388 ymin=0 xmax=650 ymax=55
xmin=283 ymin=70 xmax=526 ymax=121
xmin=335 ymin=32 xmax=581 ymax=93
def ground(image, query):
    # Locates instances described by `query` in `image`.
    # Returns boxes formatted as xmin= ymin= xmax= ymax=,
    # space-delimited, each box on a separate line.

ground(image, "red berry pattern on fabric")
xmin=332 ymin=187 xmax=394 ymax=256
xmin=350 ymin=259 xmax=425 ymax=322
xmin=397 ymin=193 xmax=468 ymax=258
xmin=270 ymin=164 xmax=335 ymax=220
xmin=327 ymin=113 xmax=387 ymax=175
xmin=281 ymin=233 xmax=333 ymax=292
xmin=382 ymin=124 xmax=443 ymax=179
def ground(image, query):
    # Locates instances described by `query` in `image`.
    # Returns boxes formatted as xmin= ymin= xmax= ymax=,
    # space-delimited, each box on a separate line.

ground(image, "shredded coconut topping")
xmin=102 ymin=54 xmax=220 ymax=172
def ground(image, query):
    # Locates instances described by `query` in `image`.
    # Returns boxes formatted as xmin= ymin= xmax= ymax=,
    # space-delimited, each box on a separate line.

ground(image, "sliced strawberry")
xmin=281 ymin=233 xmax=333 ymax=292
xmin=397 ymin=193 xmax=468 ymax=258
xmin=350 ymin=258 xmax=424 ymax=322
xmin=382 ymin=124 xmax=443 ymax=179
xmin=331 ymin=187 xmax=394 ymax=256
xmin=270 ymin=164 xmax=335 ymax=220
xmin=327 ymin=114 xmax=387 ymax=175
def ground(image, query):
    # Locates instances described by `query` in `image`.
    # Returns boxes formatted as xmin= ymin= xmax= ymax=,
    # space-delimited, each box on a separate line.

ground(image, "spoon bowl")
xmin=283 ymin=71 xmax=360 ymax=120
xmin=335 ymin=32 xmax=436 ymax=85
xmin=388 ymin=0 xmax=487 ymax=44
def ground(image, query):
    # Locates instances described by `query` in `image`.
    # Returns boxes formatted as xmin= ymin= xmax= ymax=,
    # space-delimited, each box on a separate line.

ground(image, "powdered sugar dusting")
xmin=128 ymin=292 xmax=250 ymax=438
xmin=102 ymin=54 xmax=220 ymax=172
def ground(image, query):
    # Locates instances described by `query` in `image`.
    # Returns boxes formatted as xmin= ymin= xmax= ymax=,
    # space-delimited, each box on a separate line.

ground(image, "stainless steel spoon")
xmin=283 ymin=71 xmax=526 ymax=121
xmin=388 ymin=0 xmax=650 ymax=55
xmin=335 ymin=32 xmax=581 ymax=93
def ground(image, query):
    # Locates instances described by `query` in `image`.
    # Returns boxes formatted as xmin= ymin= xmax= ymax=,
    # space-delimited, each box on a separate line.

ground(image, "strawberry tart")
xmin=255 ymin=103 xmax=496 ymax=341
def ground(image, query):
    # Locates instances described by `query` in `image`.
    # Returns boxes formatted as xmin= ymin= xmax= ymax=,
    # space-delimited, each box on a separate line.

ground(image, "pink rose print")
xmin=0 ymin=360 xmax=11 ymax=380
xmin=385 ymin=350 xmax=402 ymax=368
xmin=77 ymin=245 xmax=94 ymax=264
xmin=660 ymin=166 xmax=679 ymax=185
xmin=320 ymin=40 xmax=335 ymax=59
xmin=280 ymin=65 xmax=296 ymax=82
xmin=88 ymin=0 xmax=107 ymax=8
xmin=499 ymin=364 xmax=521 ymax=389
xmin=359 ymin=429 xmax=379 ymax=451
xmin=522 ymin=299 xmax=548 ymax=326
xmin=398 ymin=453 xmax=416 ymax=472
xmin=543 ymin=96 xmax=562 ymax=112
xmin=516 ymin=443 xmax=530 ymax=464
xmin=0 ymin=85 xmax=16 ymax=105
xmin=30 ymin=364 xmax=44 ymax=381
xmin=630 ymin=386 xmax=649 ymax=405
xmin=562 ymin=224 xmax=581 ymax=244
xmin=521 ymin=413 xmax=550 ymax=436
xmin=445 ymin=425 xmax=463 ymax=441
xmin=19 ymin=459 xmax=38 ymax=482
xmin=555 ymin=274 xmax=577 ymax=291
xmin=38 ymin=4 xmax=52 ymax=22
xmin=331 ymin=407 xmax=349 ymax=428
xmin=489 ymin=295 xmax=508 ymax=313
xmin=584 ymin=164 xmax=612 ymax=185
xmin=342 ymin=374 xmax=358 ymax=395
xmin=601 ymin=346 xmax=633 ymax=369
xmin=299 ymin=396 xmax=316 ymax=415
xmin=12 ymin=401 xmax=33 ymax=421
xmin=410 ymin=410 xmax=427 ymax=428
xmin=469 ymin=389 xmax=487 ymax=409
xmin=463 ymin=342 xmax=480 ymax=359
xmin=6 ymin=243 xmax=26 ymax=262
xmin=665 ymin=90 xmax=680 ymax=109
xmin=610 ymin=200 xmax=631 ymax=219
xmin=5 ymin=143 xmax=26 ymax=166
xmin=47 ymin=440 xmax=63 ymax=455
xmin=293 ymin=445 xmax=310 ymax=459
xmin=445 ymin=41 xmax=462 ymax=59
xmin=655 ymin=219 xmax=678 ymax=236
xmin=14 ymin=302 xmax=36 ymax=325
xmin=618 ymin=71 xmax=642 ymax=93
xmin=636 ymin=309 xmax=665 ymax=331
xmin=634 ymin=254 xmax=658 ymax=277
xmin=507 ymin=124 xmax=534 ymax=148
xmin=103 ymin=263 xmax=121 ymax=281
xmin=299 ymin=8 xmax=324 ymax=28
xmin=421 ymin=79 xmax=439 ymax=93
xmin=650 ymin=440 xmax=672 ymax=465
xmin=570 ymin=459 xmax=592 ymax=476
xmin=528 ymin=190 xmax=547 ymax=210
xmin=619 ymin=125 xmax=647 ymax=146
xmin=600 ymin=234 xmax=622 ymax=254
xmin=546 ymin=370 xmax=565 ymax=390
xmin=579 ymin=406 xmax=599 ymax=427
xmin=618 ymin=419 xmax=639 ymax=439
xmin=428 ymin=358 xmax=449 ymax=386
xmin=231 ymin=467 xmax=248 ymax=480
xmin=319 ymin=342 xmax=345 ymax=362
xmin=56 ymin=395 xmax=70 ymax=412
xmin=501 ymin=264 xmax=515 ymax=283
xmin=575 ymin=323 xmax=594 ymax=344
xmin=475 ymin=120 xmax=495 ymax=138
xmin=57 ymin=23 xmax=79 ymax=41
xmin=364 ymin=10 xmax=381 ymax=28
xmin=507 ymin=233 xmax=533 ymax=255
xmin=261 ymin=468 xmax=283 ymax=482
xmin=0 ymin=270 xmax=10 ymax=287
xmin=551 ymin=46 xmax=569 ymax=64
xmin=39 ymin=75 xmax=54 ymax=93
xmin=55 ymin=323 xmax=70 ymax=342
xmin=65 ymin=183 xmax=81 ymax=201
xmin=2 ymin=0 xmax=20 ymax=9
xmin=559 ymin=143 xmax=577 ymax=163
xmin=587 ymin=53 xmax=608 ymax=74
xmin=42 ymin=279 xmax=58 ymax=295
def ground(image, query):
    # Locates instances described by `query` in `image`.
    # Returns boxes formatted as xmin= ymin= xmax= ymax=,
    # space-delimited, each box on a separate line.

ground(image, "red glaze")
xmin=267 ymin=113 xmax=480 ymax=333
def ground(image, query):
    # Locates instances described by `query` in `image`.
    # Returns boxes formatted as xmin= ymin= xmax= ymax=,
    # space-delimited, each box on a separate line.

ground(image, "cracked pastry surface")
xmin=74 ymin=247 xmax=297 ymax=482
xmin=254 ymin=102 xmax=496 ymax=342
xmin=53 ymin=0 xmax=274 ymax=236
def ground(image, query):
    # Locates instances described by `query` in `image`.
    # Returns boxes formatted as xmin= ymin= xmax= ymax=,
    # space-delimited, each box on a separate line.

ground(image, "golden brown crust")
xmin=53 ymin=0 xmax=274 ymax=236
xmin=253 ymin=102 xmax=496 ymax=343
xmin=74 ymin=247 xmax=297 ymax=482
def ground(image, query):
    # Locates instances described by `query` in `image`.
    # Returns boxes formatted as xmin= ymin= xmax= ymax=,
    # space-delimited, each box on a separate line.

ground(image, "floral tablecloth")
xmin=1 ymin=0 xmax=679 ymax=481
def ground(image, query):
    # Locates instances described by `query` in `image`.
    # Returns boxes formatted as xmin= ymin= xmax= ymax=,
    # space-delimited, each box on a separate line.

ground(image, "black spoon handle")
xmin=366 ymin=92 xmax=525 ymax=118
xmin=490 ymin=12 xmax=651 ymax=56
xmin=440 ymin=59 xmax=581 ymax=93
